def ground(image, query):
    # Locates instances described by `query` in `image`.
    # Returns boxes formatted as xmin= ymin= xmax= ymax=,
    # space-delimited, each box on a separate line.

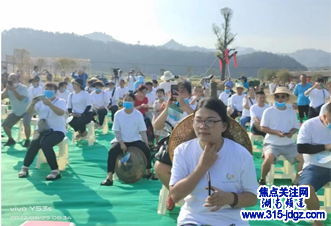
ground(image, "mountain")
xmin=83 ymin=32 xmax=120 ymax=43
xmin=284 ymin=49 xmax=331 ymax=69
xmin=1 ymin=28 xmax=307 ymax=77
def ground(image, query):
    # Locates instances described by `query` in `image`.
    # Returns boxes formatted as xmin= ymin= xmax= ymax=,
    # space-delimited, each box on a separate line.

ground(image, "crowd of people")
xmin=1 ymin=66 xmax=331 ymax=226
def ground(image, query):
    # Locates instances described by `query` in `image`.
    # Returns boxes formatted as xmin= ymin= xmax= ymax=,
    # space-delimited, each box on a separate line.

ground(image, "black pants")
xmin=108 ymin=105 xmax=118 ymax=122
xmin=308 ymin=105 xmax=322 ymax=119
xmin=251 ymin=124 xmax=266 ymax=137
xmin=23 ymin=131 xmax=65 ymax=170
xmin=107 ymin=141 xmax=152 ymax=173
xmin=298 ymin=105 xmax=309 ymax=119
xmin=92 ymin=108 xmax=108 ymax=125
xmin=230 ymin=110 xmax=242 ymax=119
xmin=69 ymin=112 xmax=93 ymax=133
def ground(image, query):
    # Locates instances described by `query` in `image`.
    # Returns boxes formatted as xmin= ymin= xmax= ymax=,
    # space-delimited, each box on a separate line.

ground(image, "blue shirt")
xmin=71 ymin=72 xmax=88 ymax=88
xmin=293 ymin=83 xmax=312 ymax=106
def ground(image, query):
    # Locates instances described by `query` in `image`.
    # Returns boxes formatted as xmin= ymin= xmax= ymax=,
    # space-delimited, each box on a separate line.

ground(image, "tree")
xmin=36 ymin=58 xmax=47 ymax=71
xmin=276 ymin=69 xmax=291 ymax=84
xmin=258 ymin=68 xmax=269 ymax=81
xmin=265 ymin=70 xmax=277 ymax=82
xmin=13 ymin=48 xmax=32 ymax=82
xmin=54 ymin=58 xmax=77 ymax=75
xmin=311 ymin=73 xmax=323 ymax=82
xmin=186 ymin=66 xmax=193 ymax=77
xmin=213 ymin=7 xmax=237 ymax=81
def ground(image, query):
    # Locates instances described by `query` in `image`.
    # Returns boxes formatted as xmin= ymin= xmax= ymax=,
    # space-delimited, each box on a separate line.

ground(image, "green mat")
xmin=1 ymin=124 xmax=330 ymax=226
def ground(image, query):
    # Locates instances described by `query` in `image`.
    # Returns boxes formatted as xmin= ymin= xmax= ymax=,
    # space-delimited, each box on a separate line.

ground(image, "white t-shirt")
xmin=28 ymin=86 xmax=43 ymax=100
xmin=66 ymin=90 xmax=92 ymax=114
xmin=319 ymin=103 xmax=329 ymax=116
xmin=152 ymin=86 xmax=159 ymax=93
xmin=115 ymin=76 xmax=125 ymax=88
xmin=219 ymin=92 xmax=231 ymax=106
xmin=250 ymin=104 xmax=270 ymax=127
xmin=115 ymin=86 xmax=129 ymax=99
xmin=90 ymin=90 xmax=109 ymax=109
xmin=127 ymin=76 xmax=135 ymax=91
xmin=170 ymin=138 xmax=257 ymax=226
xmin=34 ymin=98 xmax=67 ymax=135
xmin=230 ymin=94 xmax=244 ymax=112
xmin=159 ymin=81 xmax=176 ymax=95
xmin=289 ymin=83 xmax=295 ymax=90
xmin=146 ymin=91 xmax=157 ymax=107
xmin=297 ymin=117 xmax=331 ymax=169
xmin=269 ymin=83 xmax=278 ymax=94
xmin=260 ymin=106 xmax=299 ymax=145
xmin=105 ymin=88 xmax=118 ymax=106
xmin=66 ymin=83 xmax=74 ymax=92
xmin=306 ymin=89 xmax=329 ymax=108
xmin=56 ymin=90 xmax=70 ymax=103
xmin=242 ymin=97 xmax=257 ymax=117
xmin=111 ymin=109 xmax=146 ymax=143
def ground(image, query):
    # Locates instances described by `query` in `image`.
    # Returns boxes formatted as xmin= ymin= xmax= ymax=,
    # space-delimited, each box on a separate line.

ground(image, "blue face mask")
xmin=225 ymin=89 xmax=230 ymax=94
xmin=96 ymin=88 xmax=102 ymax=92
xmin=326 ymin=119 xmax=331 ymax=130
xmin=147 ymin=91 xmax=150 ymax=94
xmin=175 ymin=98 xmax=190 ymax=106
xmin=275 ymin=101 xmax=286 ymax=108
xmin=123 ymin=102 xmax=133 ymax=110
xmin=44 ymin=90 xmax=54 ymax=98
xmin=62 ymin=88 xmax=66 ymax=92
xmin=33 ymin=84 xmax=38 ymax=88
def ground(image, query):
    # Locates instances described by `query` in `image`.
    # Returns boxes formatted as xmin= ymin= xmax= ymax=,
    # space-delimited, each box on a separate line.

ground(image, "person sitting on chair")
xmin=101 ymin=93 xmax=157 ymax=186
xmin=297 ymin=102 xmax=331 ymax=226
xmin=90 ymin=81 xmax=109 ymax=129
xmin=18 ymin=83 xmax=66 ymax=180
xmin=230 ymin=83 xmax=246 ymax=119
xmin=134 ymin=85 xmax=149 ymax=117
xmin=28 ymin=76 xmax=43 ymax=100
xmin=239 ymin=87 xmax=257 ymax=128
xmin=153 ymin=81 xmax=195 ymax=211
xmin=105 ymin=80 xmax=119 ymax=122
xmin=250 ymin=91 xmax=270 ymax=137
xmin=67 ymin=79 xmax=93 ymax=140
xmin=169 ymin=98 xmax=258 ymax=226
xmin=56 ymin=82 xmax=70 ymax=103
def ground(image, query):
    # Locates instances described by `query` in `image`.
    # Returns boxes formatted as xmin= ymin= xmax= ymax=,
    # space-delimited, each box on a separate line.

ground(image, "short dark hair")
xmin=272 ymin=76 xmax=277 ymax=80
xmin=58 ymin=82 xmax=67 ymax=88
xmin=156 ymin=88 xmax=165 ymax=94
xmin=137 ymin=85 xmax=147 ymax=92
xmin=256 ymin=91 xmax=265 ymax=96
xmin=145 ymin=82 xmax=153 ymax=87
xmin=178 ymin=81 xmax=192 ymax=94
xmin=45 ymin=82 xmax=58 ymax=91
xmin=34 ymin=66 xmax=38 ymax=70
xmin=325 ymin=102 xmax=331 ymax=114
xmin=88 ymin=80 xmax=94 ymax=85
xmin=301 ymin=74 xmax=307 ymax=77
xmin=316 ymin=78 xmax=324 ymax=83
xmin=124 ymin=93 xmax=135 ymax=101
xmin=152 ymin=80 xmax=158 ymax=84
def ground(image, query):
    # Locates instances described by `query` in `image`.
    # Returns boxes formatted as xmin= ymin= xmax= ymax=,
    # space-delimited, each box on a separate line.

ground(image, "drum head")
xmin=115 ymin=146 xmax=147 ymax=184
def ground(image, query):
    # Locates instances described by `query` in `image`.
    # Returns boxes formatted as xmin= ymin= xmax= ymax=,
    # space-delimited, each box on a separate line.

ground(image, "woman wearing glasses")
xmin=169 ymin=98 xmax=258 ymax=226
xmin=259 ymin=87 xmax=303 ymax=186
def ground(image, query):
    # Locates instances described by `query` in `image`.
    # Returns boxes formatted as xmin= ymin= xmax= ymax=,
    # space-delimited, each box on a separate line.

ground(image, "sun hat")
xmin=91 ymin=81 xmax=104 ymax=87
xmin=105 ymin=80 xmax=115 ymax=85
xmin=72 ymin=79 xmax=84 ymax=89
xmin=225 ymin=81 xmax=233 ymax=89
xmin=234 ymin=83 xmax=247 ymax=93
xmin=266 ymin=87 xmax=297 ymax=104
xmin=160 ymin=71 xmax=175 ymax=81
xmin=168 ymin=114 xmax=252 ymax=163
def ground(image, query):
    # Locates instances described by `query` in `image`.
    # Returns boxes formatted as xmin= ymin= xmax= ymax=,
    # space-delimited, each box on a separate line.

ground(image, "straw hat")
xmin=168 ymin=114 xmax=252 ymax=162
xmin=160 ymin=71 xmax=174 ymax=81
xmin=266 ymin=87 xmax=297 ymax=104
xmin=234 ymin=83 xmax=247 ymax=93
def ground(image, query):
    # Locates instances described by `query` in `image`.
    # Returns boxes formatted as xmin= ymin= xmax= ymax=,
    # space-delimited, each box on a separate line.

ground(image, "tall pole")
xmin=203 ymin=58 xmax=218 ymax=77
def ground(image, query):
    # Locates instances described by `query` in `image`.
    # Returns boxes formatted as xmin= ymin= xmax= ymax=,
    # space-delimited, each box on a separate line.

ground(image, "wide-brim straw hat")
xmin=160 ymin=71 xmax=174 ymax=81
xmin=234 ymin=83 xmax=247 ymax=93
xmin=168 ymin=114 xmax=252 ymax=163
xmin=266 ymin=87 xmax=297 ymax=104
xmin=92 ymin=81 xmax=104 ymax=87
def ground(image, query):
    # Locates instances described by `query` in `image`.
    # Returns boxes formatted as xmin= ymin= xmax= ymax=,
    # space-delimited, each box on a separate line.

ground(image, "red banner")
xmin=219 ymin=59 xmax=222 ymax=71
xmin=224 ymin=49 xmax=229 ymax=64
xmin=233 ymin=53 xmax=237 ymax=67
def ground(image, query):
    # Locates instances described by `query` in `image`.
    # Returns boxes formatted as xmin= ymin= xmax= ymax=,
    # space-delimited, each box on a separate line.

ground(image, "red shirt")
xmin=135 ymin=96 xmax=148 ymax=116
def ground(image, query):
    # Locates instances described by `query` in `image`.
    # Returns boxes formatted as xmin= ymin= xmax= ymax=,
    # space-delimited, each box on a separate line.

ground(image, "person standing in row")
xmin=71 ymin=69 xmax=88 ymax=89
xmin=293 ymin=74 xmax=312 ymax=124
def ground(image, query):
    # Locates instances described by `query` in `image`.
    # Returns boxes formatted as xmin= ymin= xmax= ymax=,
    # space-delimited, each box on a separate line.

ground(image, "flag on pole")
xmin=219 ymin=59 xmax=223 ymax=72
xmin=233 ymin=53 xmax=237 ymax=67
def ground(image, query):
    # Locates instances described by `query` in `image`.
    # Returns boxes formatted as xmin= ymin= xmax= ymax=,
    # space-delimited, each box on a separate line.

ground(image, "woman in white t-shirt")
xmin=304 ymin=78 xmax=329 ymax=119
xmin=239 ymin=87 xmax=257 ymax=128
xmin=170 ymin=98 xmax=258 ymax=226
xmin=56 ymin=82 xmax=70 ymax=103
xmin=101 ymin=93 xmax=157 ymax=186
xmin=67 ymin=79 xmax=93 ymax=140
xmin=28 ymin=76 xmax=43 ymax=100
xmin=218 ymin=82 xmax=233 ymax=106
xmin=90 ymin=81 xmax=109 ymax=128
xmin=18 ymin=83 xmax=66 ymax=181
xmin=126 ymin=72 xmax=136 ymax=92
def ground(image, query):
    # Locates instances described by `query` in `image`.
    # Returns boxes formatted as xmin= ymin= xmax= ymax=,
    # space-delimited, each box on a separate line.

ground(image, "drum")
xmin=115 ymin=146 xmax=147 ymax=184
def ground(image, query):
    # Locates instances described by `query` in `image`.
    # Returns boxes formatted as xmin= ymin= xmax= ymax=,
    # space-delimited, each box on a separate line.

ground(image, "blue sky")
xmin=1 ymin=0 xmax=330 ymax=53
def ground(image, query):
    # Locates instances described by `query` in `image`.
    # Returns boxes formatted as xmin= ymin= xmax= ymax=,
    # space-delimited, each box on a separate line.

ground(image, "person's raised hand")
xmin=198 ymin=143 xmax=218 ymax=172
xmin=203 ymin=186 xmax=232 ymax=211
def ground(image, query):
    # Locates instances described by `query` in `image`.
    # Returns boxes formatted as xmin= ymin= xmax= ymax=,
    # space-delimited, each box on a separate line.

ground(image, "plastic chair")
xmin=157 ymin=185 xmax=184 ymax=215
xmin=21 ymin=221 xmax=76 ymax=226
xmin=17 ymin=118 xmax=38 ymax=141
xmin=36 ymin=137 xmax=69 ymax=171
xmin=249 ymin=132 xmax=264 ymax=153
xmin=266 ymin=156 xmax=296 ymax=185
xmin=1 ymin=105 xmax=9 ymax=120
xmin=100 ymin=116 xmax=109 ymax=134
xmin=317 ymin=182 xmax=331 ymax=213
xmin=72 ymin=121 xmax=95 ymax=146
